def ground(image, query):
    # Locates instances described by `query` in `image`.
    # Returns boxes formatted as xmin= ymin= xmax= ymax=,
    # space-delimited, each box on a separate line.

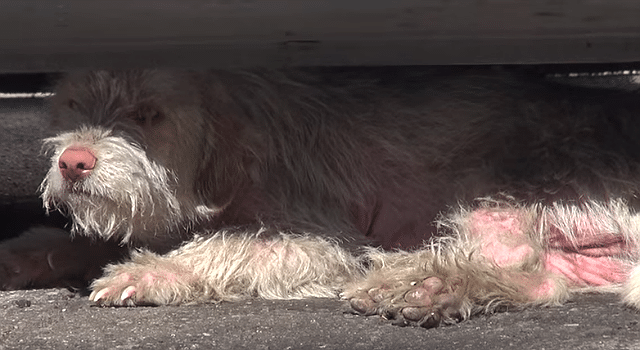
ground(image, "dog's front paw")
xmin=90 ymin=252 xmax=197 ymax=306
xmin=345 ymin=275 xmax=466 ymax=328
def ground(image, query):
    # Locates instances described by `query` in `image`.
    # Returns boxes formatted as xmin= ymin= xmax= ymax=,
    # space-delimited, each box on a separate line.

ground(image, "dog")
xmin=1 ymin=67 xmax=639 ymax=328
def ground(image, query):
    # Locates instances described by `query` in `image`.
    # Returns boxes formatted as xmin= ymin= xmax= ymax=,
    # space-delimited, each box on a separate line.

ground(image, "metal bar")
xmin=1 ymin=0 xmax=640 ymax=72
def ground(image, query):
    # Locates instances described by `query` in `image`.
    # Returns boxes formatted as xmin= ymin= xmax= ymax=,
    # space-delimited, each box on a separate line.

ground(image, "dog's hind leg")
xmin=344 ymin=200 xmax=635 ymax=327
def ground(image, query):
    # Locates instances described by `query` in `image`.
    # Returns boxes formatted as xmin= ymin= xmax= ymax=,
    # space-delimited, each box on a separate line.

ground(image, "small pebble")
xmin=15 ymin=299 xmax=32 ymax=308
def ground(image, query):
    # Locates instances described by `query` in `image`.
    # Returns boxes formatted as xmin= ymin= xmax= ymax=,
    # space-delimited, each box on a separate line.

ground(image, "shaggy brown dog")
xmin=1 ymin=68 xmax=640 ymax=328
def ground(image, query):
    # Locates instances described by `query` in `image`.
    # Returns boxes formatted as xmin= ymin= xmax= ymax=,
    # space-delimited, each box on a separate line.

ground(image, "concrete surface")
xmin=0 ymin=289 xmax=638 ymax=350
xmin=0 ymin=98 xmax=50 ymax=200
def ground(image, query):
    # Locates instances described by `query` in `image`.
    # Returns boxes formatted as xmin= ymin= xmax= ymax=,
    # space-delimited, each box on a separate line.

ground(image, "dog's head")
xmin=40 ymin=70 xmax=239 ymax=246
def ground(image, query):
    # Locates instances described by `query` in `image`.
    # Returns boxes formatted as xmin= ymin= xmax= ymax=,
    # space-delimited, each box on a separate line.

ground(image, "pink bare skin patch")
xmin=545 ymin=211 xmax=630 ymax=286
xmin=470 ymin=210 xmax=536 ymax=268
xmin=528 ymin=277 xmax=560 ymax=300
xmin=468 ymin=208 xmax=631 ymax=301
xmin=547 ymin=215 xmax=630 ymax=257
xmin=545 ymin=252 xmax=627 ymax=286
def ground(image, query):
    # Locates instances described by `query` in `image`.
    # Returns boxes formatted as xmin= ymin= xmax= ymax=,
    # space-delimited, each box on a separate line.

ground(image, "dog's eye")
xmin=149 ymin=110 xmax=162 ymax=123
xmin=67 ymin=99 xmax=79 ymax=110
xmin=129 ymin=107 xmax=163 ymax=126
xmin=129 ymin=113 xmax=146 ymax=125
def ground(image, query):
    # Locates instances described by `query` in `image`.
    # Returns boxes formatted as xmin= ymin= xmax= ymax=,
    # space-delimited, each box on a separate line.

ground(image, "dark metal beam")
xmin=1 ymin=0 xmax=640 ymax=72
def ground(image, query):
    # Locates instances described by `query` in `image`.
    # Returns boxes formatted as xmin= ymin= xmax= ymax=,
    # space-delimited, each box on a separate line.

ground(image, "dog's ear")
xmin=192 ymin=78 xmax=262 ymax=210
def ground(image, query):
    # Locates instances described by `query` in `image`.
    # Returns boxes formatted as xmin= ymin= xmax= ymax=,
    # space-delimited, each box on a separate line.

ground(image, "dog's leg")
xmin=623 ymin=264 xmax=640 ymax=308
xmin=0 ymin=227 xmax=128 ymax=290
xmin=343 ymin=241 xmax=560 ymax=328
xmin=344 ymin=202 xmax=635 ymax=327
xmin=89 ymin=230 xmax=363 ymax=306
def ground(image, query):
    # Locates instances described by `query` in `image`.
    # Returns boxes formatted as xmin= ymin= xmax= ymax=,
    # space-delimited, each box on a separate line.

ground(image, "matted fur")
xmin=3 ymin=67 xmax=640 ymax=328
xmin=41 ymin=127 xmax=185 ymax=245
xmin=344 ymin=199 xmax=639 ymax=326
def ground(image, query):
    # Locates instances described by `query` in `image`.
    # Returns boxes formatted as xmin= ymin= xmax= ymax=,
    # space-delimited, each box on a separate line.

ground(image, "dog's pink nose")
xmin=58 ymin=147 xmax=97 ymax=182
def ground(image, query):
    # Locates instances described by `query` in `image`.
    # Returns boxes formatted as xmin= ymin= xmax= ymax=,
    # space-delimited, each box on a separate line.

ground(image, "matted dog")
xmin=1 ymin=68 xmax=639 ymax=328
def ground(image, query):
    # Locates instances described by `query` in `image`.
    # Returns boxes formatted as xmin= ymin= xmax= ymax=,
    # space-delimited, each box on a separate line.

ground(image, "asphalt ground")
xmin=0 ymin=289 xmax=638 ymax=350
